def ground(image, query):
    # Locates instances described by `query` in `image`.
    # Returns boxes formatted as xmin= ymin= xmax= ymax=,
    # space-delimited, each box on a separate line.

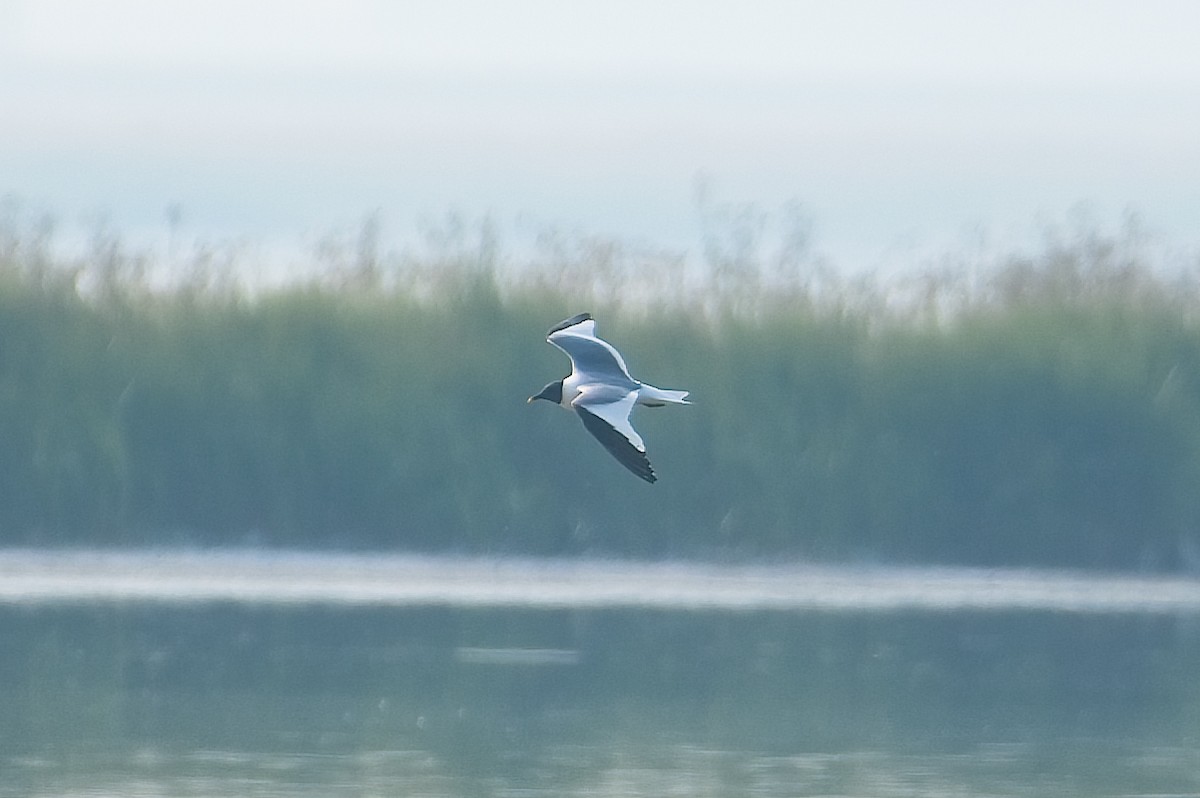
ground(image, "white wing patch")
xmin=573 ymin=388 xmax=644 ymax=451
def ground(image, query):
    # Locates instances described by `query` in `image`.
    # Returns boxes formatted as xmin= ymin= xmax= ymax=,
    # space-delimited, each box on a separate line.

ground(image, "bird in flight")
xmin=528 ymin=313 xmax=690 ymax=483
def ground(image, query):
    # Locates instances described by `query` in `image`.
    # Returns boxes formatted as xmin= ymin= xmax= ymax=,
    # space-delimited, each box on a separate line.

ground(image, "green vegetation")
xmin=2 ymin=210 xmax=1200 ymax=569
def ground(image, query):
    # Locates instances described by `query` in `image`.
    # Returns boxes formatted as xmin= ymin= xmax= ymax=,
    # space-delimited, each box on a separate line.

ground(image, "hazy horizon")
xmin=3 ymin=0 xmax=1200 ymax=279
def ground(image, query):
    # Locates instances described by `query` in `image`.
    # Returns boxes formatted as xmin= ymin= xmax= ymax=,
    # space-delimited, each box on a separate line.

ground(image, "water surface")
xmin=2 ymin=550 xmax=1198 ymax=797
xmin=4 ymin=549 xmax=1200 ymax=612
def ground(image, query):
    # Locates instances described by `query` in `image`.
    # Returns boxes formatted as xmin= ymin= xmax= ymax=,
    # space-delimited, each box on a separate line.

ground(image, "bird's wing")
xmin=573 ymin=388 xmax=656 ymax=483
xmin=546 ymin=314 xmax=636 ymax=384
xmin=547 ymin=312 xmax=595 ymax=337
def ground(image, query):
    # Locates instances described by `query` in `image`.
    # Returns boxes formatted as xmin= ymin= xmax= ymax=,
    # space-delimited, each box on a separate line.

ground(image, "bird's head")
xmin=527 ymin=380 xmax=564 ymax=404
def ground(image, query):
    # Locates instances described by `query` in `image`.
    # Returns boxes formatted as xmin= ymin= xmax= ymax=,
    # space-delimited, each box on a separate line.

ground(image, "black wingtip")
xmin=576 ymin=405 xmax=657 ymax=484
xmin=547 ymin=312 xmax=592 ymax=336
xmin=628 ymin=461 xmax=658 ymax=484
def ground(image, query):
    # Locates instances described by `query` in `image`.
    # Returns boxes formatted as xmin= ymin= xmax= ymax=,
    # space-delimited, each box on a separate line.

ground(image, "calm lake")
xmin=2 ymin=550 xmax=1199 ymax=797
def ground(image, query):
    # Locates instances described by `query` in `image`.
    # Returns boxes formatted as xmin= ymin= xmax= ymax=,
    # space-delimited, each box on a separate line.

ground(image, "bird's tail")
xmin=638 ymin=385 xmax=691 ymax=407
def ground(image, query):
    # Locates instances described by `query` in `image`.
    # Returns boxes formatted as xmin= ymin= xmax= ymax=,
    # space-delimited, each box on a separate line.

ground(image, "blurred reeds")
xmin=2 ymin=206 xmax=1199 ymax=569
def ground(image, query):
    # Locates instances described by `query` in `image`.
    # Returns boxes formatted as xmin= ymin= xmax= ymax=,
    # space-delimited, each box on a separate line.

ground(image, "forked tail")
xmin=638 ymin=385 xmax=691 ymax=407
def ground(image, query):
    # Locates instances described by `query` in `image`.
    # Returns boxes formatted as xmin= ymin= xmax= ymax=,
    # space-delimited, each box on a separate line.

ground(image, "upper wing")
xmin=574 ymin=389 xmax=656 ymax=483
xmin=546 ymin=313 xmax=636 ymax=385
xmin=547 ymin=312 xmax=594 ymax=336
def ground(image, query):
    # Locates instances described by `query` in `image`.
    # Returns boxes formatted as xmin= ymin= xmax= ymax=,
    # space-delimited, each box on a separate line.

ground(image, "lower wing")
xmin=575 ymin=405 xmax=656 ymax=483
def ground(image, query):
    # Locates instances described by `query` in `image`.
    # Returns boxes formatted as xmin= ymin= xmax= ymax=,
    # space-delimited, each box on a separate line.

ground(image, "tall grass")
xmin=2 ymin=208 xmax=1199 ymax=569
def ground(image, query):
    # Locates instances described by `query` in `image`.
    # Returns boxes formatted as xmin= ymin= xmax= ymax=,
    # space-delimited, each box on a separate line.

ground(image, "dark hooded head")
xmin=528 ymin=379 xmax=564 ymax=405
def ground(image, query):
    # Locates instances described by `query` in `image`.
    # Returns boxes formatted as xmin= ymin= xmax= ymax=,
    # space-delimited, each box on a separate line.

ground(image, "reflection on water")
xmin=4 ymin=549 xmax=1200 ymax=612
xmin=1 ymin=550 xmax=1198 ymax=797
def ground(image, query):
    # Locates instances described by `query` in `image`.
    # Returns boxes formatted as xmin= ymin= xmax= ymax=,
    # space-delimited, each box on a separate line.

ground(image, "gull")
xmin=528 ymin=313 xmax=690 ymax=483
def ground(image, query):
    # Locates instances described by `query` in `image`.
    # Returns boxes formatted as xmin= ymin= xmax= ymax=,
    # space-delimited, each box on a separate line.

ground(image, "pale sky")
xmin=3 ymin=0 xmax=1199 ymax=275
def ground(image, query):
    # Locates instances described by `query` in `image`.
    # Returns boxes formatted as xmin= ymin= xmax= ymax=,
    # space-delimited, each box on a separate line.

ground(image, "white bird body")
xmin=529 ymin=313 xmax=689 ymax=483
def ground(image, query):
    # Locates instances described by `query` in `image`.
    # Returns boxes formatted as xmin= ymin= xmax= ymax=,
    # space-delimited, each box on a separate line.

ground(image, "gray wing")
xmin=576 ymin=406 xmax=656 ymax=483
xmin=546 ymin=315 xmax=637 ymax=387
